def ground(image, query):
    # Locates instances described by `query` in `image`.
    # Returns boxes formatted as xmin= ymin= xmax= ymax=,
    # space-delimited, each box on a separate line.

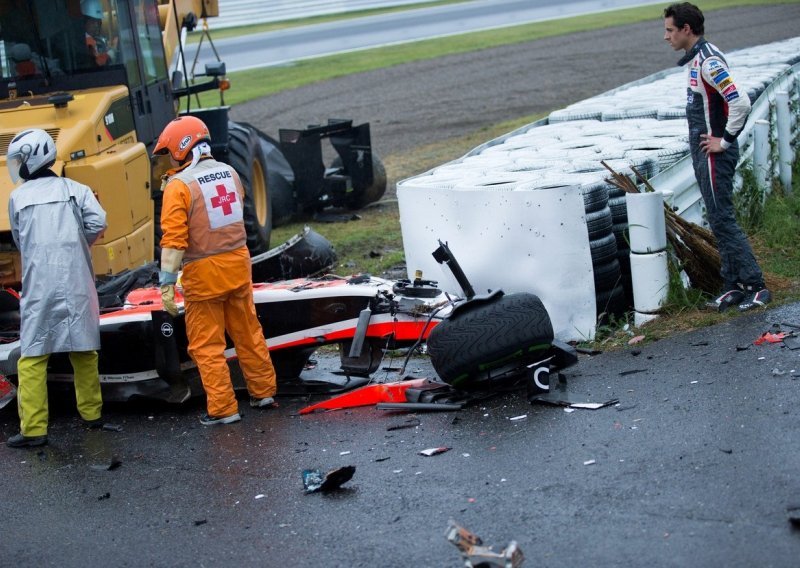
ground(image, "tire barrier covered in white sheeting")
xmin=397 ymin=37 xmax=800 ymax=341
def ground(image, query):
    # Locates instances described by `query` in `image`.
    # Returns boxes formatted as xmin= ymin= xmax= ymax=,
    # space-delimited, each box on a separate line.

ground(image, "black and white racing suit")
xmin=679 ymin=37 xmax=764 ymax=292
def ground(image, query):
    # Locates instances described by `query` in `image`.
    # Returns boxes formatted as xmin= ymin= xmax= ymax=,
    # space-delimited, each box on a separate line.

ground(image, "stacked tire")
xmin=582 ymin=181 xmax=628 ymax=320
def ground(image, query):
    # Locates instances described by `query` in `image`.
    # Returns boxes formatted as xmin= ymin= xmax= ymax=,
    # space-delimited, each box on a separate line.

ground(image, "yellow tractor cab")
xmin=0 ymin=0 xmax=385 ymax=287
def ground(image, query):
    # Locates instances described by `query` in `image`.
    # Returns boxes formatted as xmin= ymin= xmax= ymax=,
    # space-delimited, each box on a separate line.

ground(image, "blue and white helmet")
xmin=6 ymin=128 xmax=56 ymax=184
xmin=81 ymin=0 xmax=103 ymax=20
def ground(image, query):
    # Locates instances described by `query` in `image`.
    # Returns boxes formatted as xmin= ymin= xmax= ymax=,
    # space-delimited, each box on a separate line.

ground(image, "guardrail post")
xmin=753 ymin=119 xmax=771 ymax=192
xmin=775 ymin=91 xmax=793 ymax=194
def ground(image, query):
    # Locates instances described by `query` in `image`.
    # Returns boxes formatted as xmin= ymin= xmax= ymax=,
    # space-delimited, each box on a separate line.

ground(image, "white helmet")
xmin=81 ymin=0 xmax=103 ymax=20
xmin=7 ymin=129 xmax=57 ymax=184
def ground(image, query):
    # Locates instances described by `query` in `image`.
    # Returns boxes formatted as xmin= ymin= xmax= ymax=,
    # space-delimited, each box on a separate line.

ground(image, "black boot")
xmin=6 ymin=432 xmax=48 ymax=448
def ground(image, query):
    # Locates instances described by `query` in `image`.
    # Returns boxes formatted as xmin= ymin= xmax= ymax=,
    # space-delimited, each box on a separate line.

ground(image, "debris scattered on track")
xmin=445 ymin=519 xmax=524 ymax=568
xmin=303 ymin=465 xmax=356 ymax=493
xmin=419 ymin=447 xmax=450 ymax=457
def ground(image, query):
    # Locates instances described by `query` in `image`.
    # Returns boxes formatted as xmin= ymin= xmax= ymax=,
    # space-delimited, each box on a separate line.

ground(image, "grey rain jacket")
xmin=9 ymin=175 xmax=107 ymax=356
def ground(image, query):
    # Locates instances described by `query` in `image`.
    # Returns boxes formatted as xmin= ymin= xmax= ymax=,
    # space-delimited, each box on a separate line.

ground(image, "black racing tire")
xmin=596 ymin=283 xmax=628 ymax=320
xmin=227 ymin=122 xmax=273 ymax=255
xmin=590 ymin=232 xmax=618 ymax=266
xmin=608 ymin=194 xmax=629 ymax=223
xmin=427 ymin=293 xmax=554 ymax=390
xmin=331 ymin=154 xmax=388 ymax=210
xmin=581 ymin=182 xmax=610 ymax=214
xmin=585 ymin=207 xmax=613 ymax=240
xmin=593 ymin=258 xmax=622 ymax=292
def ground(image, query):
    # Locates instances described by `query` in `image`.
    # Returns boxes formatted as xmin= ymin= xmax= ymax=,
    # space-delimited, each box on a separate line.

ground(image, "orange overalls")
xmin=161 ymin=158 xmax=277 ymax=417
xmin=85 ymin=34 xmax=110 ymax=66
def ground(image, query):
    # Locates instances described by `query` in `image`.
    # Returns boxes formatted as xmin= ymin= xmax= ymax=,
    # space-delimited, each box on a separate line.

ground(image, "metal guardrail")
xmin=214 ymin=0 xmax=437 ymax=29
xmin=650 ymin=62 xmax=800 ymax=226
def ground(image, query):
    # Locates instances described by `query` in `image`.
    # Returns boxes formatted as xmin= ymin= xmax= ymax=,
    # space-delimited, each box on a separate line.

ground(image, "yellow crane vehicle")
xmin=0 ymin=0 xmax=385 ymax=287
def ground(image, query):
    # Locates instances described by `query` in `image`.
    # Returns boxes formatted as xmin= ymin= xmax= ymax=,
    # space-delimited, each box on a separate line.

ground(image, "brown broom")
xmin=600 ymin=161 xmax=722 ymax=294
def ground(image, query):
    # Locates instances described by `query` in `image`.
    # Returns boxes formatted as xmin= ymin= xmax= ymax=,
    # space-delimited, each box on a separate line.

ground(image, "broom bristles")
xmin=602 ymin=161 xmax=722 ymax=294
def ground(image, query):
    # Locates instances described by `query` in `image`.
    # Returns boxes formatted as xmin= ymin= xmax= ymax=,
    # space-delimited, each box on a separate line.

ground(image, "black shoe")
xmin=199 ymin=412 xmax=241 ymax=426
xmin=738 ymin=288 xmax=771 ymax=312
xmin=83 ymin=418 xmax=104 ymax=430
xmin=6 ymin=433 xmax=48 ymax=448
xmin=705 ymin=289 xmax=745 ymax=312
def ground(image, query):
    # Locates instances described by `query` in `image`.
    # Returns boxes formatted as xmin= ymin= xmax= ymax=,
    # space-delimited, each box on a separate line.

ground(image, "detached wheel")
xmin=332 ymin=154 xmax=388 ymax=210
xmin=228 ymin=122 xmax=272 ymax=255
xmin=427 ymin=292 xmax=554 ymax=390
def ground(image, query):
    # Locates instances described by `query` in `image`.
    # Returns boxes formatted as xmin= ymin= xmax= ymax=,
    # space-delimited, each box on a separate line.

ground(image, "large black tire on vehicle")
xmin=235 ymin=121 xmax=297 ymax=227
xmin=427 ymin=292 xmax=554 ymax=390
xmin=331 ymin=154 xmax=388 ymax=210
xmin=227 ymin=121 xmax=273 ymax=255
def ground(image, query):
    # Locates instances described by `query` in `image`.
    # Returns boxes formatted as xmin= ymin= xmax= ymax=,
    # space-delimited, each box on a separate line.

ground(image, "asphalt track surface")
xmin=2 ymin=6 xmax=800 ymax=567
xmin=201 ymin=0 xmax=668 ymax=71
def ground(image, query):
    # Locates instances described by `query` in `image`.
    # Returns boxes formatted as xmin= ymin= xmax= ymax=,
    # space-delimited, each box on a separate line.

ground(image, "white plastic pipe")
xmin=625 ymin=191 xmax=666 ymax=254
xmin=630 ymin=250 xmax=670 ymax=314
xmin=776 ymin=91 xmax=793 ymax=194
xmin=753 ymin=119 xmax=771 ymax=192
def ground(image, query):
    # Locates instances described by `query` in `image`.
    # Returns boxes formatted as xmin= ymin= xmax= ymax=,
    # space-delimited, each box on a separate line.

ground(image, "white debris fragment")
xmin=255 ymin=494 xmax=265 ymax=500
xmin=339 ymin=451 xmax=351 ymax=456
xmin=509 ymin=414 xmax=527 ymax=421
xmin=584 ymin=459 xmax=596 ymax=466
xmin=419 ymin=447 xmax=451 ymax=457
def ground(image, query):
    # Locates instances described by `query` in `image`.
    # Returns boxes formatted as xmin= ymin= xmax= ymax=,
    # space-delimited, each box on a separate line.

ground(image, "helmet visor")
xmin=6 ymin=152 xmax=25 ymax=184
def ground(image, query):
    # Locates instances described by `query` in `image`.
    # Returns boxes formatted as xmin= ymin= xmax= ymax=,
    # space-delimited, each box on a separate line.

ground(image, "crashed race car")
xmin=0 ymin=233 xmax=576 ymax=405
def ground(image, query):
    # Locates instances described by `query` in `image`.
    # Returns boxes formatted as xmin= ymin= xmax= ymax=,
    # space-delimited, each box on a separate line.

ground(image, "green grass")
xmin=191 ymin=0 xmax=800 ymax=107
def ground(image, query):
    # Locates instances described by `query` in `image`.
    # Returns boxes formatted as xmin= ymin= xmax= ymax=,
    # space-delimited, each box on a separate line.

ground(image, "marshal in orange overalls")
xmin=160 ymin=156 xmax=277 ymax=418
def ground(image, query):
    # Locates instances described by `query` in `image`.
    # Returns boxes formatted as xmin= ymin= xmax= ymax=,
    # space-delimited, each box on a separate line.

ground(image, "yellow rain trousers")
xmin=16 ymin=351 xmax=102 ymax=436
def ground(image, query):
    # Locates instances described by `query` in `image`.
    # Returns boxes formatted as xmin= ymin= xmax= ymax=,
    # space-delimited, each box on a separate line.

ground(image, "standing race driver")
xmin=154 ymin=116 xmax=278 ymax=425
xmin=663 ymin=2 xmax=770 ymax=312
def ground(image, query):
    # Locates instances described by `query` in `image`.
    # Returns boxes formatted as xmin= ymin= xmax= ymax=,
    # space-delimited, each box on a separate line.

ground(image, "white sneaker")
xmin=199 ymin=412 xmax=241 ymax=426
xmin=250 ymin=396 xmax=277 ymax=409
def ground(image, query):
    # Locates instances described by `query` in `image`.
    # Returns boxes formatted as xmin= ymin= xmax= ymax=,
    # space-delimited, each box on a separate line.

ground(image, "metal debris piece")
xmin=619 ymin=369 xmax=647 ymax=376
xmin=302 ymin=465 xmax=356 ymax=493
xmin=97 ymin=492 xmax=111 ymax=501
xmin=0 ymin=374 xmax=16 ymax=410
xmin=91 ymin=456 xmax=122 ymax=471
xmin=387 ymin=417 xmax=421 ymax=431
xmin=783 ymin=336 xmax=800 ymax=350
xmin=788 ymin=506 xmax=800 ymax=529
xmin=102 ymin=423 xmax=123 ymax=432
xmin=575 ymin=346 xmax=602 ymax=355
xmin=754 ymin=331 xmax=787 ymax=345
xmin=194 ymin=519 xmax=207 ymax=526
xmin=445 ymin=519 xmax=524 ymax=568
xmin=419 ymin=447 xmax=450 ymax=457
xmin=531 ymin=393 xmax=618 ymax=410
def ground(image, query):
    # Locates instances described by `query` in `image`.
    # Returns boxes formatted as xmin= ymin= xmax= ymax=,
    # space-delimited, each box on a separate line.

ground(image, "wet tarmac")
xmin=2 ymin=303 xmax=800 ymax=566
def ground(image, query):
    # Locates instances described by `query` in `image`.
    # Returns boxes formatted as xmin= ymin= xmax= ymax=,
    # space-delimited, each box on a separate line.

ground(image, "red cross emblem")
xmin=210 ymin=184 xmax=236 ymax=215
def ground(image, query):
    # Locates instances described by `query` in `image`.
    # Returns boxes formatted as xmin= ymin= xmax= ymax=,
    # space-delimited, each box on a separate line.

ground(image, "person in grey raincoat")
xmin=5 ymin=128 xmax=107 ymax=448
